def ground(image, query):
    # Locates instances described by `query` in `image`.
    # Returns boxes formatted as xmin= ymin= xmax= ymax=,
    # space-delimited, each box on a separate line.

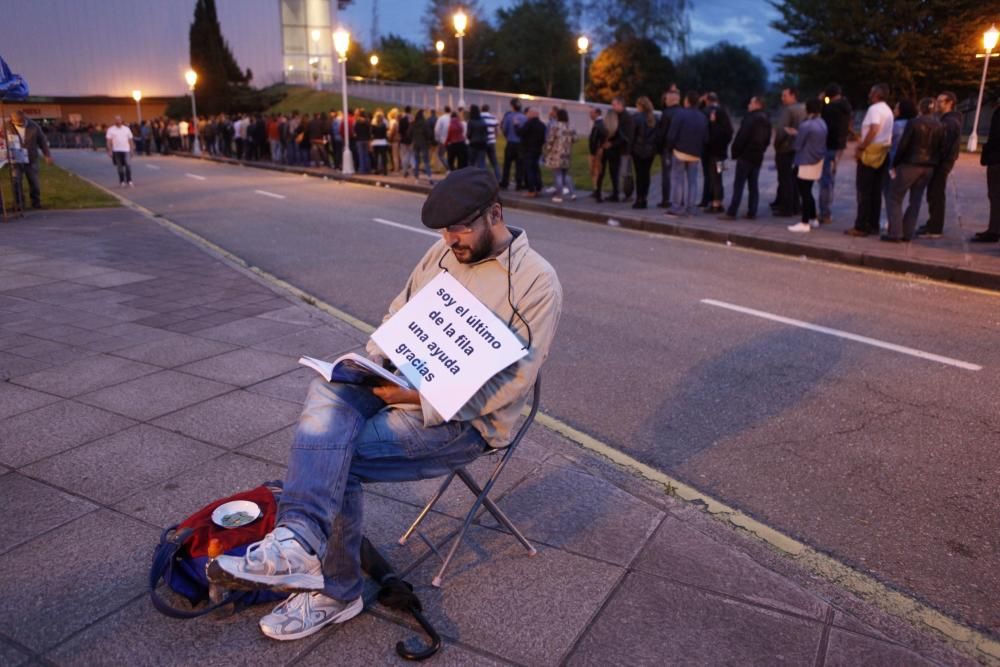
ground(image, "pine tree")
xmin=189 ymin=0 xmax=248 ymax=101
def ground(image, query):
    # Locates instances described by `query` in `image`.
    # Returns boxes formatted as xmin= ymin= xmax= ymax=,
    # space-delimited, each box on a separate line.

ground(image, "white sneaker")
xmin=209 ymin=527 xmax=323 ymax=592
xmin=551 ymin=196 xmax=563 ymax=203
xmin=543 ymin=186 xmax=557 ymax=194
xmin=128 ymin=181 xmax=135 ymax=188
xmin=562 ymin=187 xmax=571 ymax=196
xmin=787 ymin=222 xmax=811 ymax=233
xmin=259 ymin=592 xmax=363 ymax=641
xmin=808 ymin=219 xmax=819 ymax=228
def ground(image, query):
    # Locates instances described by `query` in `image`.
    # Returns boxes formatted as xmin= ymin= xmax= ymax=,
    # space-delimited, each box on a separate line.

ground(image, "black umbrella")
xmin=360 ymin=536 xmax=441 ymax=661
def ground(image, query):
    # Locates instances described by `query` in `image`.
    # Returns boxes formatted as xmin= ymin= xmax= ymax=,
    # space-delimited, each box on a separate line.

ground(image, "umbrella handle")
xmin=395 ymin=604 xmax=442 ymax=661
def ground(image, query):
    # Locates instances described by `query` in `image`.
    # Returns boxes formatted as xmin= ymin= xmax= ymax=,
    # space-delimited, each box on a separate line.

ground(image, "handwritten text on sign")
xmin=370 ymin=272 xmax=527 ymax=421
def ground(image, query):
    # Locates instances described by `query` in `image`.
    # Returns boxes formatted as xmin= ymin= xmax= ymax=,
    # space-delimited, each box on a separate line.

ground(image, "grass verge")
xmin=1 ymin=161 xmax=120 ymax=211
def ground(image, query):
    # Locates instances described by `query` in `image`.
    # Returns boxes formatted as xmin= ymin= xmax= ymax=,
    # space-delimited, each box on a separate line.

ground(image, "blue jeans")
xmin=277 ymin=377 xmax=486 ymax=602
xmin=727 ymin=158 xmax=760 ymax=217
xmin=553 ymin=168 xmax=574 ymax=196
xmin=819 ymin=149 xmax=841 ymax=219
xmin=485 ymin=144 xmax=500 ymax=180
xmin=356 ymin=141 xmax=371 ymax=173
xmin=412 ymin=146 xmax=432 ymax=177
xmin=669 ymin=158 xmax=700 ymax=215
xmin=12 ymin=161 xmax=41 ymax=208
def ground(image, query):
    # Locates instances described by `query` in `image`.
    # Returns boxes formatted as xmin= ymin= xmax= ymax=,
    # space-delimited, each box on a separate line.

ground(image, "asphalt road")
xmin=56 ymin=150 xmax=1000 ymax=636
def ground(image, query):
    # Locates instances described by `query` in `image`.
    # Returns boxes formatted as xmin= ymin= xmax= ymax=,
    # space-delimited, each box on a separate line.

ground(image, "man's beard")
xmin=451 ymin=233 xmax=493 ymax=264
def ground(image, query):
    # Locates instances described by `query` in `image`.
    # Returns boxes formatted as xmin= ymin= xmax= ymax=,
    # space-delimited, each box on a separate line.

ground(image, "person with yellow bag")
xmin=846 ymin=84 xmax=894 ymax=237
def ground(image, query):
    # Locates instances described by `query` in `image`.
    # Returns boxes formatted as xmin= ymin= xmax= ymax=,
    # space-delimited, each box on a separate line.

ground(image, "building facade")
xmin=3 ymin=0 xmax=349 ymax=99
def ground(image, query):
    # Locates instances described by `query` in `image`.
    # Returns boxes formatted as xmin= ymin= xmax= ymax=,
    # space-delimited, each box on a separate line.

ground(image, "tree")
xmin=189 ymin=0 xmax=250 ymax=114
xmin=585 ymin=0 xmax=690 ymax=54
xmin=676 ymin=42 xmax=768 ymax=111
xmin=493 ymin=0 xmax=576 ymax=98
xmin=373 ymin=34 xmax=433 ymax=83
xmin=421 ymin=0 xmax=499 ymax=90
xmin=587 ymin=38 xmax=676 ymax=103
xmin=770 ymin=0 xmax=993 ymax=105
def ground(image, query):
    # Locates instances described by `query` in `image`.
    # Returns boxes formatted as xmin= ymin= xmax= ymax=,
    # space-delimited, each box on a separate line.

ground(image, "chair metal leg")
xmin=431 ymin=488 xmax=487 ymax=587
xmin=399 ymin=471 xmax=456 ymax=545
xmin=455 ymin=468 xmax=536 ymax=555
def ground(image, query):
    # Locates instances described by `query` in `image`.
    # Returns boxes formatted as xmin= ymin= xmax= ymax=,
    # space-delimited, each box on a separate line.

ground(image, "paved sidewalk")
xmin=0 ymin=208 xmax=981 ymax=665
xmin=178 ymin=149 xmax=1000 ymax=291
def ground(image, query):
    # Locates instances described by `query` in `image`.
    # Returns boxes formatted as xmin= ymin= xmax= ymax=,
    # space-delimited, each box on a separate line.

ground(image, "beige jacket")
xmin=367 ymin=227 xmax=562 ymax=447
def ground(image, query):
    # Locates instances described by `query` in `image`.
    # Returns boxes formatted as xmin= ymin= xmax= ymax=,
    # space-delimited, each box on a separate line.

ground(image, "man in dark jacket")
xmin=587 ymin=107 xmax=608 ymax=200
xmin=883 ymin=97 xmax=943 ymax=242
xmin=517 ymin=108 xmax=547 ymax=196
xmin=657 ymin=90 xmax=680 ymax=207
xmin=918 ymin=91 xmax=962 ymax=238
xmin=772 ymin=87 xmax=806 ymax=216
xmin=8 ymin=110 xmax=53 ymax=210
xmin=972 ymin=98 xmax=1000 ymax=243
xmin=703 ymin=92 xmax=734 ymax=213
xmin=600 ymin=97 xmax=633 ymax=202
xmin=722 ymin=96 xmax=771 ymax=220
xmin=665 ymin=91 xmax=709 ymax=217
xmin=819 ymin=83 xmax=853 ymax=224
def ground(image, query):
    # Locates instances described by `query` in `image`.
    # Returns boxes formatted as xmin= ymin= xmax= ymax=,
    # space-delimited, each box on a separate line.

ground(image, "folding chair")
xmin=398 ymin=376 xmax=542 ymax=587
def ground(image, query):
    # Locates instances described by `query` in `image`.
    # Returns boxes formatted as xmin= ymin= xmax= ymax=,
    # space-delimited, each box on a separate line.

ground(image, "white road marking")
xmin=700 ymin=298 xmax=983 ymax=371
xmin=372 ymin=217 xmax=439 ymax=238
xmin=185 ymin=173 xmax=206 ymax=181
xmin=144 ymin=164 xmax=160 ymax=170
xmin=254 ymin=189 xmax=286 ymax=199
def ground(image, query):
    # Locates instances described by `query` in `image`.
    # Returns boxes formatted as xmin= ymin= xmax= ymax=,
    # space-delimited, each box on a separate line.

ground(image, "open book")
xmin=298 ymin=353 xmax=413 ymax=389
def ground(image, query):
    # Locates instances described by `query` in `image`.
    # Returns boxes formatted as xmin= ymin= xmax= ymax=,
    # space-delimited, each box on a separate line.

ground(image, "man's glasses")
xmin=442 ymin=203 xmax=498 ymax=235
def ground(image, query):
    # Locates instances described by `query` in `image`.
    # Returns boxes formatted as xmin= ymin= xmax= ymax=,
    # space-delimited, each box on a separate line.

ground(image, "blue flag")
xmin=0 ymin=57 xmax=29 ymax=100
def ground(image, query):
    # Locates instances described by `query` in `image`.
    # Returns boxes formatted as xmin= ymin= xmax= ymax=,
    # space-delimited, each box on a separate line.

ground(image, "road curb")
xmin=72 ymin=168 xmax=1000 ymax=665
xmin=173 ymin=151 xmax=1000 ymax=293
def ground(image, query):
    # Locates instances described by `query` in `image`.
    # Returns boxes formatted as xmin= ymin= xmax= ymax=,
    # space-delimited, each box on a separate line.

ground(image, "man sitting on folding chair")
xmin=210 ymin=167 xmax=562 ymax=642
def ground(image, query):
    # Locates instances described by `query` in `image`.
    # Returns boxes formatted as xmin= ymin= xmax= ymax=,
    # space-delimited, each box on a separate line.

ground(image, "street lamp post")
xmin=435 ymin=40 xmax=445 ymax=111
xmin=577 ymin=36 xmax=589 ymax=104
xmin=969 ymin=24 xmax=999 ymax=153
xmin=334 ymin=28 xmax=355 ymax=175
xmin=184 ymin=69 xmax=201 ymax=156
xmin=310 ymin=29 xmax=322 ymax=90
xmin=435 ymin=40 xmax=445 ymax=89
xmin=132 ymin=90 xmax=143 ymax=124
xmin=453 ymin=10 xmax=467 ymax=108
xmin=370 ymin=53 xmax=379 ymax=83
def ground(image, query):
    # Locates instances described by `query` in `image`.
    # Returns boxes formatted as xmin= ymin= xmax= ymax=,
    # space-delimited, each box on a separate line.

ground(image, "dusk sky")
xmin=341 ymin=0 xmax=788 ymax=79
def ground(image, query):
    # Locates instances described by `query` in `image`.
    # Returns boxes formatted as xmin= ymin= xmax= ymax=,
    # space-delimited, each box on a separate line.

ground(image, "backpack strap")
xmin=149 ymin=526 xmax=248 ymax=619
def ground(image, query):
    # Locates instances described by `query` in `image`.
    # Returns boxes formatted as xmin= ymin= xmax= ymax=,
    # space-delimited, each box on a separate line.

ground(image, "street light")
xmin=370 ymin=53 xmax=379 ymax=82
xmin=435 ymin=40 xmax=445 ymax=90
xmin=132 ymin=89 xmax=142 ymax=124
xmin=184 ymin=69 xmax=201 ymax=155
xmin=333 ymin=27 xmax=354 ymax=175
xmin=577 ymin=35 xmax=589 ymax=103
xmin=969 ymin=24 xmax=1000 ymax=152
xmin=310 ymin=29 xmax=322 ymax=90
xmin=453 ymin=10 xmax=467 ymax=108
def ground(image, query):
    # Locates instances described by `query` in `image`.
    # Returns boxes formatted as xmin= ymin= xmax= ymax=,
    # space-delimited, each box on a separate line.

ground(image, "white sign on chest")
xmin=370 ymin=271 xmax=528 ymax=421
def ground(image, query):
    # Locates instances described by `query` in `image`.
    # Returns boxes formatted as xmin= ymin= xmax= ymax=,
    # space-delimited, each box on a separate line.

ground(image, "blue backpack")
xmin=149 ymin=482 xmax=288 ymax=618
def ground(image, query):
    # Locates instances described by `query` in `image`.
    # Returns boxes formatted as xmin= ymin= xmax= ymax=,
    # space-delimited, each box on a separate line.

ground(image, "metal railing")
xmin=343 ymin=78 xmax=608 ymax=134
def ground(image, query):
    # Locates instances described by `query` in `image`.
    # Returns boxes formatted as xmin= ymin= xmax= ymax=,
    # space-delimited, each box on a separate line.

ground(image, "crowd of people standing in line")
xmin=81 ymin=86 xmax=998 ymax=245
xmin=574 ymin=83 xmax=997 ymax=244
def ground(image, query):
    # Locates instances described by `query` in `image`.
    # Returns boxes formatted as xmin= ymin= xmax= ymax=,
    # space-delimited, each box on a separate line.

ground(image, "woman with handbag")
xmin=787 ymin=98 xmax=828 ymax=233
xmin=629 ymin=97 xmax=658 ymax=209
xmin=543 ymin=108 xmax=577 ymax=202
